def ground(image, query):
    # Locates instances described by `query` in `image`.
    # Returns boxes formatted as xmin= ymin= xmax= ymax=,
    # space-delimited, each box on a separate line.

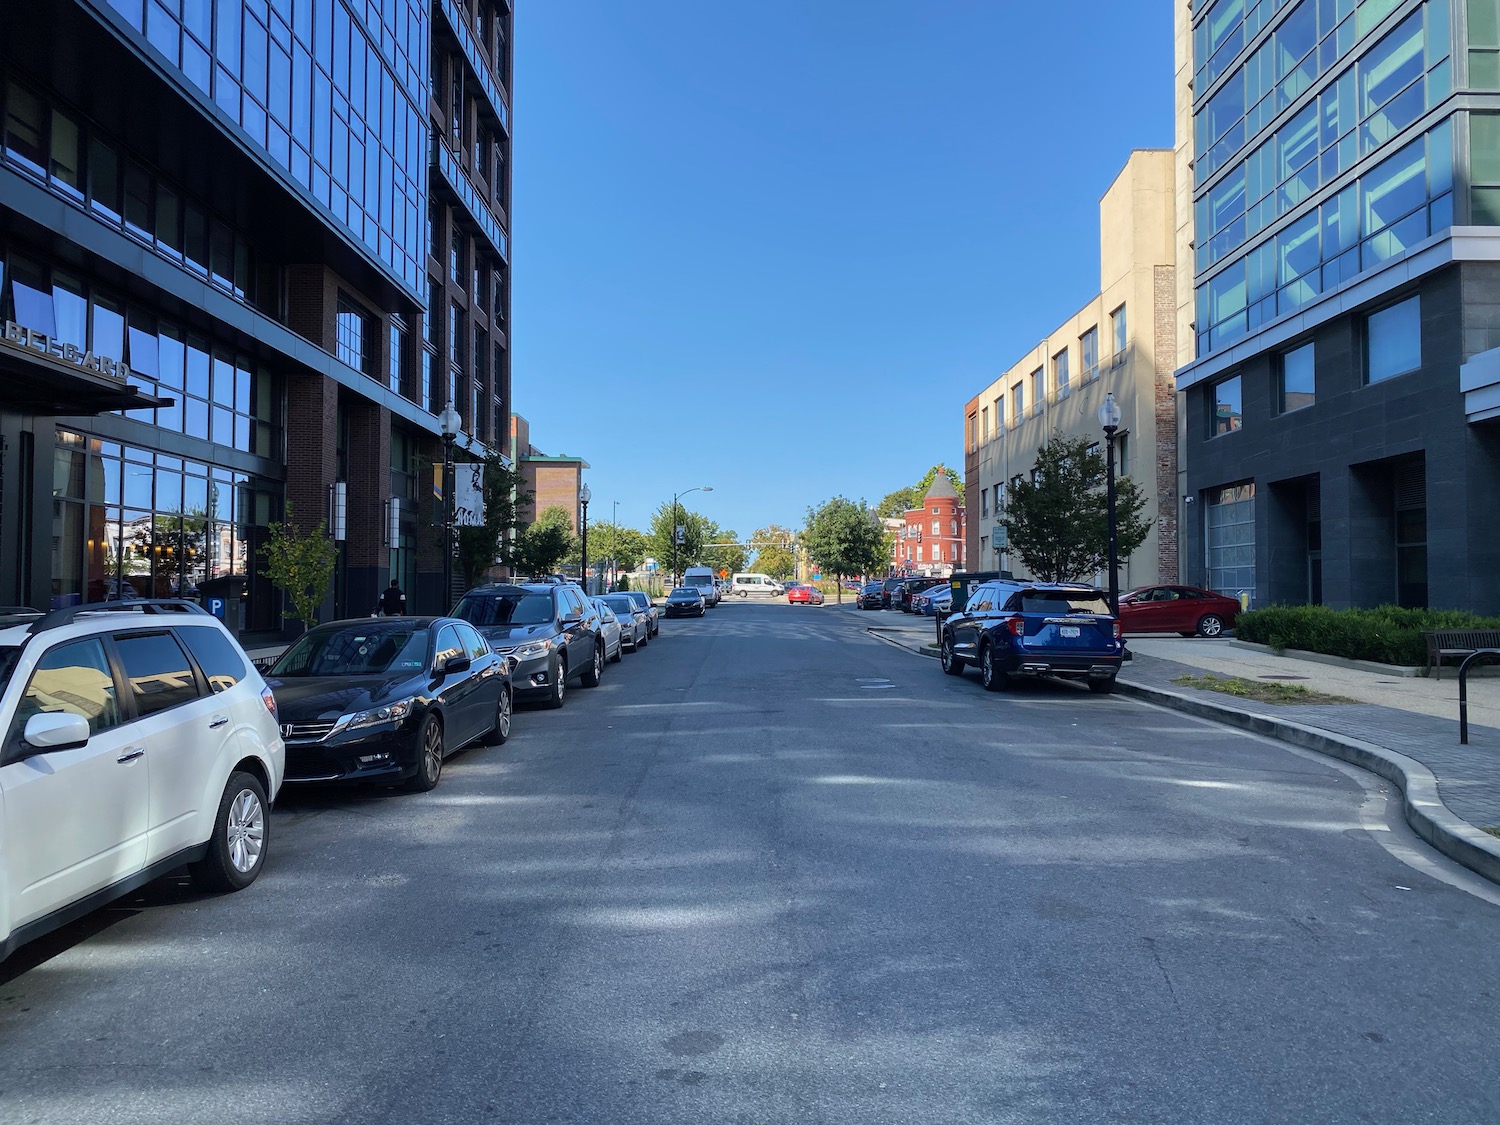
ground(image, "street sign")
xmin=719 ymin=569 xmax=728 ymax=578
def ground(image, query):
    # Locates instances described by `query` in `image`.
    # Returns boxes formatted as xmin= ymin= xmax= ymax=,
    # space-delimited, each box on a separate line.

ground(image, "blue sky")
xmin=512 ymin=1 xmax=1174 ymax=541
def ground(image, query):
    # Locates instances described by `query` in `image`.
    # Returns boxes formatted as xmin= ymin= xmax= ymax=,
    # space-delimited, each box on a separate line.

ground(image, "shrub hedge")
xmin=1235 ymin=604 xmax=1500 ymax=667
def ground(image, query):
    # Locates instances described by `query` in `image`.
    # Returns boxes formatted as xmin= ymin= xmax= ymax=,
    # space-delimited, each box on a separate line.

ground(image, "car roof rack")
xmin=27 ymin=598 xmax=210 ymax=635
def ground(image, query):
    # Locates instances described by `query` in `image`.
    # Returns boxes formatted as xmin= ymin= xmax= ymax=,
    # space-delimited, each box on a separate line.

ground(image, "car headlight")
xmin=511 ymin=639 xmax=553 ymax=660
xmin=344 ymin=698 xmax=416 ymax=730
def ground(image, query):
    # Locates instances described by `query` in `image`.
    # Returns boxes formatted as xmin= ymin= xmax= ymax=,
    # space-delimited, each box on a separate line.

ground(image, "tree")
xmin=512 ymin=505 xmax=576 ymax=577
xmin=1001 ymin=432 xmax=1152 ymax=582
xmin=457 ymin=454 xmax=527 ymax=589
xmin=802 ymin=497 xmax=886 ymax=603
xmin=702 ymin=525 xmax=747 ymax=577
xmin=260 ymin=501 xmax=337 ymax=633
xmin=646 ymin=502 xmax=712 ymax=580
xmin=589 ymin=524 xmax=647 ymax=576
xmin=749 ymin=524 xmax=798 ymax=579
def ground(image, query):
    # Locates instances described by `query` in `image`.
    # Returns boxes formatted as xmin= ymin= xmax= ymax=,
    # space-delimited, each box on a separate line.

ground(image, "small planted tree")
xmin=261 ymin=501 xmax=337 ymax=633
xmin=802 ymin=497 xmax=886 ymax=603
xmin=1002 ymin=432 xmax=1151 ymax=582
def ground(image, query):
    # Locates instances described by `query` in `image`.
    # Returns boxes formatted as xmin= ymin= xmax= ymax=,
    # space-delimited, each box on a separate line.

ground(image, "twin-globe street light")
xmin=1097 ymin=392 xmax=1122 ymax=616
xmin=671 ymin=485 xmax=713 ymax=588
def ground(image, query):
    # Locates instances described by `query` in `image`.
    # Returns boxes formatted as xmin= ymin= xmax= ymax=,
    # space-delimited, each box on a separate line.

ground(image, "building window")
xmin=1053 ymin=348 xmax=1070 ymax=399
xmin=1212 ymin=375 xmax=1242 ymax=436
xmin=1366 ymin=295 xmax=1420 ymax=383
xmin=449 ymin=304 xmax=466 ymax=366
xmin=1080 ymin=326 xmax=1098 ymax=380
xmin=967 ymin=412 xmax=978 ymax=451
xmin=389 ymin=318 xmax=406 ymax=395
xmin=1205 ymin=482 xmax=1255 ymax=604
xmin=1118 ymin=433 xmax=1129 ymax=477
xmin=980 ymin=488 xmax=989 ymax=519
xmin=449 ymin=228 xmax=464 ymax=285
xmin=980 ymin=406 xmax=989 ymax=441
xmin=1030 ymin=367 xmax=1043 ymax=414
xmin=994 ymin=396 xmax=1005 ymax=432
xmin=1012 ymin=382 xmax=1024 ymax=422
xmin=1279 ymin=342 xmax=1315 ymax=411
xmin=336 ymin=294 xmax=371 ymax=374
xmin=1110 ymin=305 xmax=1127 ymax=359
xmin=931 ymin=519 xmax=940 ymax=535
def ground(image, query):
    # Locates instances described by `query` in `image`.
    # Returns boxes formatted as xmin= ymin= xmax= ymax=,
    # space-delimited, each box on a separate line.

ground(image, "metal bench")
xmin=1423 ymin=629 xmax=1500 ymax=679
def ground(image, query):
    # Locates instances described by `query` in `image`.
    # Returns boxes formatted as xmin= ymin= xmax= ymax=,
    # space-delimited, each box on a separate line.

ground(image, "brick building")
xmin=511 ymin=414 xmax=587 ymax=532
xmin=891 ymin=475 xmax=966 ymax=576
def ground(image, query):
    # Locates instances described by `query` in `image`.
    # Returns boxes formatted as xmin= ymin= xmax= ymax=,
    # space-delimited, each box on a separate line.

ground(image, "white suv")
xmin=0 ymin=600 xmax=284 ymax=961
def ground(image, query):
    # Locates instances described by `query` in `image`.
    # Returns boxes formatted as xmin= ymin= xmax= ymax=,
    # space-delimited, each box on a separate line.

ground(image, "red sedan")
xmin=1117 ymin=585 xmax=1240 ymax=637
xmin=786 ymin=583 xmax=825 ymax=606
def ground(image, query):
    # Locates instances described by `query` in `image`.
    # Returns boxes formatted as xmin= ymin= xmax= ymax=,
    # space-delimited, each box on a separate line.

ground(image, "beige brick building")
xmin=510 ymin=414 xmax=588 ymax=531
xmin=963 ymin=149 xmax=1180 ymax=588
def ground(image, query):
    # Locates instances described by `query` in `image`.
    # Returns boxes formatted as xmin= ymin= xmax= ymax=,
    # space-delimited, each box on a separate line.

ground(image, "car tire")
xmin=581 ymin=642 xmax=604 ymax=688
xmin=488 ymin=686 xmax=513 ymax=744
xmin=609 ymin=642 xmax=623 ymax=663
xmin=979 ymin=643 xmax=1010 ymax=692
xmin=189 ymin=770 xmax=269 ymax=892
xmin=1196 ymin=614 xmax=1225 ymax=638
xmin=940 ymin=634 xmax=965 ymax=676
xmin=403 ymin=715 xmax=444 ymax=792
xmin=544 ymin=656 xmax=567 ymax=709
xmin=639 ymin=631 xmax=649 ymax=648
xmin=1089 ymin=676 xmax=1117 ymax=694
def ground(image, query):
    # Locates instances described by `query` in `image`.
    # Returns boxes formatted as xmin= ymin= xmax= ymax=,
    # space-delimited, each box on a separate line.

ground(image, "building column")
xmin=345 ymin=398 xmax=392 ymax=617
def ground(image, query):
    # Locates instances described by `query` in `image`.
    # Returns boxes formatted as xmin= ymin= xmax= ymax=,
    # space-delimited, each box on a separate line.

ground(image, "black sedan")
xmin=266 ymin=616 xmax=514 ymax=792
xmin=856 ymin=581 xmax=885 ymax=610
xmin=664 ymin=587 xmax=706 ymax=617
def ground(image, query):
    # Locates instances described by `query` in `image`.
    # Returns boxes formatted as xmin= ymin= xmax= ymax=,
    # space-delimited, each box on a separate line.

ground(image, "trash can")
xmin=198 ymin=575 xmax=248 ymax=638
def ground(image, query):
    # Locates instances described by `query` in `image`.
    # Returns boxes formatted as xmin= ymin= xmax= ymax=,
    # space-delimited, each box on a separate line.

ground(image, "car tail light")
xmin=1113 ymin=620 xmax=1123 ymax=640
xmin=261 ymin=686 xmax=279 ymax=721
xmin=1006 ymin=616 xmax=1025 ymax=637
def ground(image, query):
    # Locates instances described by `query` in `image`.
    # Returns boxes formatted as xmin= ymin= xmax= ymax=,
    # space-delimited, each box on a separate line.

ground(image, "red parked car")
xmin=786 ymin=583 xmax=825 ymax=606
xmin=1117 ymin=585 xmax=1240 ymax=637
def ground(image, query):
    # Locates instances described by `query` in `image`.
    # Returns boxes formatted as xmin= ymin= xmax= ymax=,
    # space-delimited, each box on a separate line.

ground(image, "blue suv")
xmin=939 ymin=580 xmax=1122 ymax=693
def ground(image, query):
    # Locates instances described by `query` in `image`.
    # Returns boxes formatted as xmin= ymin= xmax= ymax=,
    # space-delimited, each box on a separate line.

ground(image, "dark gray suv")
xmin=452 ymin=582 xmax=604 ymax=708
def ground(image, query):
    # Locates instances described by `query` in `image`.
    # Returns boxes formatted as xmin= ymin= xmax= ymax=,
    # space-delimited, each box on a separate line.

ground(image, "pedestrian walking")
xmin=378 ymin=579 xmax=407 ymax=617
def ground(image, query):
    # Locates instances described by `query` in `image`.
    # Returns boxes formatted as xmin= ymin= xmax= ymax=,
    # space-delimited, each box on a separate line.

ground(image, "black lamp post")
xmin=438 ymin=406 xmax=462 ymax=611
xmin=671 ymin=485 xmax=712 ymax=587
xmin=1097 ymin=392 xmax=1122 ymax=615
xmin=579 ymin=482 xmax=591 ymax=594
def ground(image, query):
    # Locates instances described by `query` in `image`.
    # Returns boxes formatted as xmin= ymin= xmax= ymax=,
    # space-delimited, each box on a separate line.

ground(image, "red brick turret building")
xmin=891 ymin=473 xmax=965 ymax=576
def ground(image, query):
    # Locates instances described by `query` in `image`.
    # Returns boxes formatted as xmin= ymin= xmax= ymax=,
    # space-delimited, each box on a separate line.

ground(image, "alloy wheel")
xmin=422 ymin=721 xmax=443 ymax=784
xmin=226 ymin=788 xmax=265 ymax=874
xmin=1198 ymin=614 xmax=1224 ymax=638
xmin=495 ymin=688 xmax=512 ymax=742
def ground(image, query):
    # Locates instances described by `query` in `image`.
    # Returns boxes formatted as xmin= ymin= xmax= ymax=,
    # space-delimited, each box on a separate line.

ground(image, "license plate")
xmin=1060 ymin=625 xmax=1080 ymax=638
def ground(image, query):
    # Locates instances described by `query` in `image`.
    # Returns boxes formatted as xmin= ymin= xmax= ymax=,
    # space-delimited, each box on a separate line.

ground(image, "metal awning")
xmin=0 ymin=340 xmax=171 ymax=416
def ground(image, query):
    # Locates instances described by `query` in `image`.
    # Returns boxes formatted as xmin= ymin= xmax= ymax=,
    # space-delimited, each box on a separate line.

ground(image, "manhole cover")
xmin=1258 ymin=674 xmax=1309 ymax=680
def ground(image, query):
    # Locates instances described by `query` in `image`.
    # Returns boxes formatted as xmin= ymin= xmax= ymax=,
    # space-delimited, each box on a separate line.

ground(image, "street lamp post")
xmin=580 ymin=483 xmax=591 ymax=594
xmin=612 ymin=500 xmax=619 ymax=590
xmin=438 ymin=406 xmax=462 ymax=612
xmin=671 ymin=485 xmax=713 ymax=587
xmin=1097 ymin=392 xmax=1122 ymax=615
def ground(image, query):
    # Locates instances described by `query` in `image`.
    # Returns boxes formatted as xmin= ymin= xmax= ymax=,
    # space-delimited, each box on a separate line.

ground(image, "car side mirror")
xmin=439 ymin=655 xmax=473 ymax=676
xmin=24 ymin=712 xmax=91 ymax=752
xmin=561 ymin=614 xmax=582 ymax=626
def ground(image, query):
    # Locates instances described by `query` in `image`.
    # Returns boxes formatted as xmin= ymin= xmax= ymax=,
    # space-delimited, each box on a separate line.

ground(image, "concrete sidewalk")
xmin=856 ymin=607 xmax=1500 ymax=885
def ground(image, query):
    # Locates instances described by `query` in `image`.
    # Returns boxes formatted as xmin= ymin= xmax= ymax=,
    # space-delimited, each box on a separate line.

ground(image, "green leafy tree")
xmin=456 ymin=454 xmax=527 ymax=589
xmin=646 ymin=502 xmax=712 ymax=581
xmin=702 ymin=525 xmax=747 ymax=577
xmin=749 ymin=524 xmax=798 ymax=579
xmin=914 ymin=463 xmax=965 ymax=505
xmin=802 ymin=497 xmax=886 ymax=603
xmin=876 ymin=464 xmax=965 ymax=519
xmin=260 ymin=501 xmax=337 ymax=633
xmin=590 ymin=524 xmax=647 ymax=575
xmin=1002 ymin=431 xmax=1151 ymax=582
xmin=512 ymin=505 xmax=576 ymax=578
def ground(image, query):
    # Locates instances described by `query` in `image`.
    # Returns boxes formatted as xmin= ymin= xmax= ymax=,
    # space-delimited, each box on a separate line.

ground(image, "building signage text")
xmin=3 ymin=321 xmax=131 ymax=383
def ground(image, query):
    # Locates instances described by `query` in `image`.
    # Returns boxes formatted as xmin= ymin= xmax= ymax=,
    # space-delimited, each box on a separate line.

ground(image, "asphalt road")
xmin=2 ymin=600 xmax=1497 ymax=1124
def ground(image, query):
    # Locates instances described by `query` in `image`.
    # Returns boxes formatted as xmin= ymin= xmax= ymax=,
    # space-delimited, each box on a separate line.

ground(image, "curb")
xmin=1222 ymin=639 xmax=1425 ymax=678
xmin=866 ymin=628 xmax=939 ymax=658
xmin=1115 ymin=678 xmax=1500 ymax=886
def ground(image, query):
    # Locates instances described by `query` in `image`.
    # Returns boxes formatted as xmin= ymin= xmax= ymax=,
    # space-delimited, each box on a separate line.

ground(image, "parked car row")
xmin=0 ymin=580 xmax=675 ymax=963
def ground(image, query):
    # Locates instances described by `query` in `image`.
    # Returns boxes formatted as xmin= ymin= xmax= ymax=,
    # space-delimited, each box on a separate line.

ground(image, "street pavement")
xmin=1 ymin=599 xmax=1497 ymax=1124
xmin=865 ymin=607 xmax=1500 ymax=883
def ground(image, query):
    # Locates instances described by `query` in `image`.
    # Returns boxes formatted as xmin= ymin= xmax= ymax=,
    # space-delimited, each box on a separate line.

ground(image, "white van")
xmin=681 ymin=567 xmax=721 ymax=606
xmin=730 ymin=573 xmax=785 ymax=597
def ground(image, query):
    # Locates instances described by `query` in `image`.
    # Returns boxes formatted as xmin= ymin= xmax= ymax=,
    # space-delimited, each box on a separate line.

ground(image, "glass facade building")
xmin=0 ymin=0 xmax=513 ymax=631
xmin=1176 ymin=0 xmax=1500 ymax=615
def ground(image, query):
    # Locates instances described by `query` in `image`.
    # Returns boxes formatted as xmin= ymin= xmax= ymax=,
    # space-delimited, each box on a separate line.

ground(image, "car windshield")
xmin=1018 ymin=593 xmax=1111 ymax=615
xmin=601 ymin=596 xmax=636 ymax=614
xmin=271 ymin=625 xmax=431 ymax=677
xmin=670 ymin=588 xmax=698 ymax=597
xmin=453 ymin=591 xmax=554 ymax=626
